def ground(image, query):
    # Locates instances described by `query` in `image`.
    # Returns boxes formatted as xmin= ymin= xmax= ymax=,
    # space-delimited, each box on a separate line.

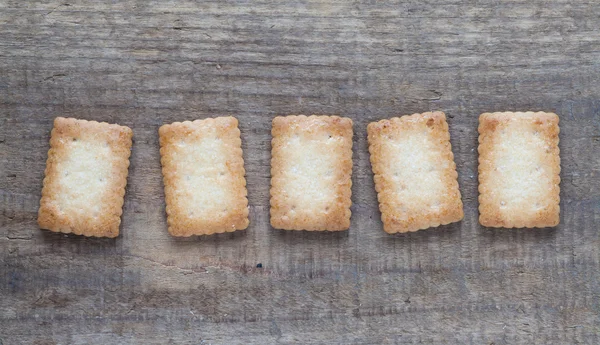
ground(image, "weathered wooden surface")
xmin=1 ymin=0 xmax=599 ymax=344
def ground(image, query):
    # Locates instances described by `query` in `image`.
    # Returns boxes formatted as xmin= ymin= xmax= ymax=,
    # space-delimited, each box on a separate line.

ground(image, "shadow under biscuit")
xmin=168 ymin=227 xmax=249 ymax=244
xmin=386 ymin=221 xmax=462 ymax=240
xmin=40 ymin=230 xmax=120 ymax=248
xmin=478 ymin=225 xmax=558 ymax=245
xmin=269 ymin=225 xmax=351 ymax=245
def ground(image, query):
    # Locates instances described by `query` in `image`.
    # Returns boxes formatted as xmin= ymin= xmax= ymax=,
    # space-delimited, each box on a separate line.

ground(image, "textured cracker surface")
xmin=368 ymin=112 xmax=463 ymax=233
xmin=270 ymin=115 xmax=353 ymax=231
xmin=159 ymin=117 xmax=249 ymax=236
xmin=478 ymin=111 xmax=561 ymax=228
xmin=37 ymin=117 xmax=132 ymax=238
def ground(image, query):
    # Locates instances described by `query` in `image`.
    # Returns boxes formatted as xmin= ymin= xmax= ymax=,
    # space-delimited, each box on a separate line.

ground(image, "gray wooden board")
xmin=1 ymin=0 xmax=600 ymax=344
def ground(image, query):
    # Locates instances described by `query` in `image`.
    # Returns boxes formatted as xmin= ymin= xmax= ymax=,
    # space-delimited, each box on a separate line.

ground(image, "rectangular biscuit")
xmin=478 ymin=111 xmax=561 ymax=228
xmin=159 ymin=117 xmax=249 ymax=236
xmin=38 ymin=117 xmax=133 ymax=238
xmin=270 ymin=115 xmax=353 ymax=231
xmin=367 ymin=112 xmax=464 ymax=233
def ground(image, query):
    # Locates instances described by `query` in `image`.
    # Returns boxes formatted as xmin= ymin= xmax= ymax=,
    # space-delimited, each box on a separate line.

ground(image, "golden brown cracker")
xmin=367 ymin=112 xmax=464 ymax=233
xmin=159 ymin=117 xmax=249 ymax=236
xmin=270 ymin=115 xmax=353 ymax=231
xmin=38 ymin=117 xmax=133 ymax=238
xmin=478 ymin=111 xmax=561 ymax=228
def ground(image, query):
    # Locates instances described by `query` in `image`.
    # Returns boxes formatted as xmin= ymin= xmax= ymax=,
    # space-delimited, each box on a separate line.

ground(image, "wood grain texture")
xmin=1 ymin=0 xmax=599 ymax=344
